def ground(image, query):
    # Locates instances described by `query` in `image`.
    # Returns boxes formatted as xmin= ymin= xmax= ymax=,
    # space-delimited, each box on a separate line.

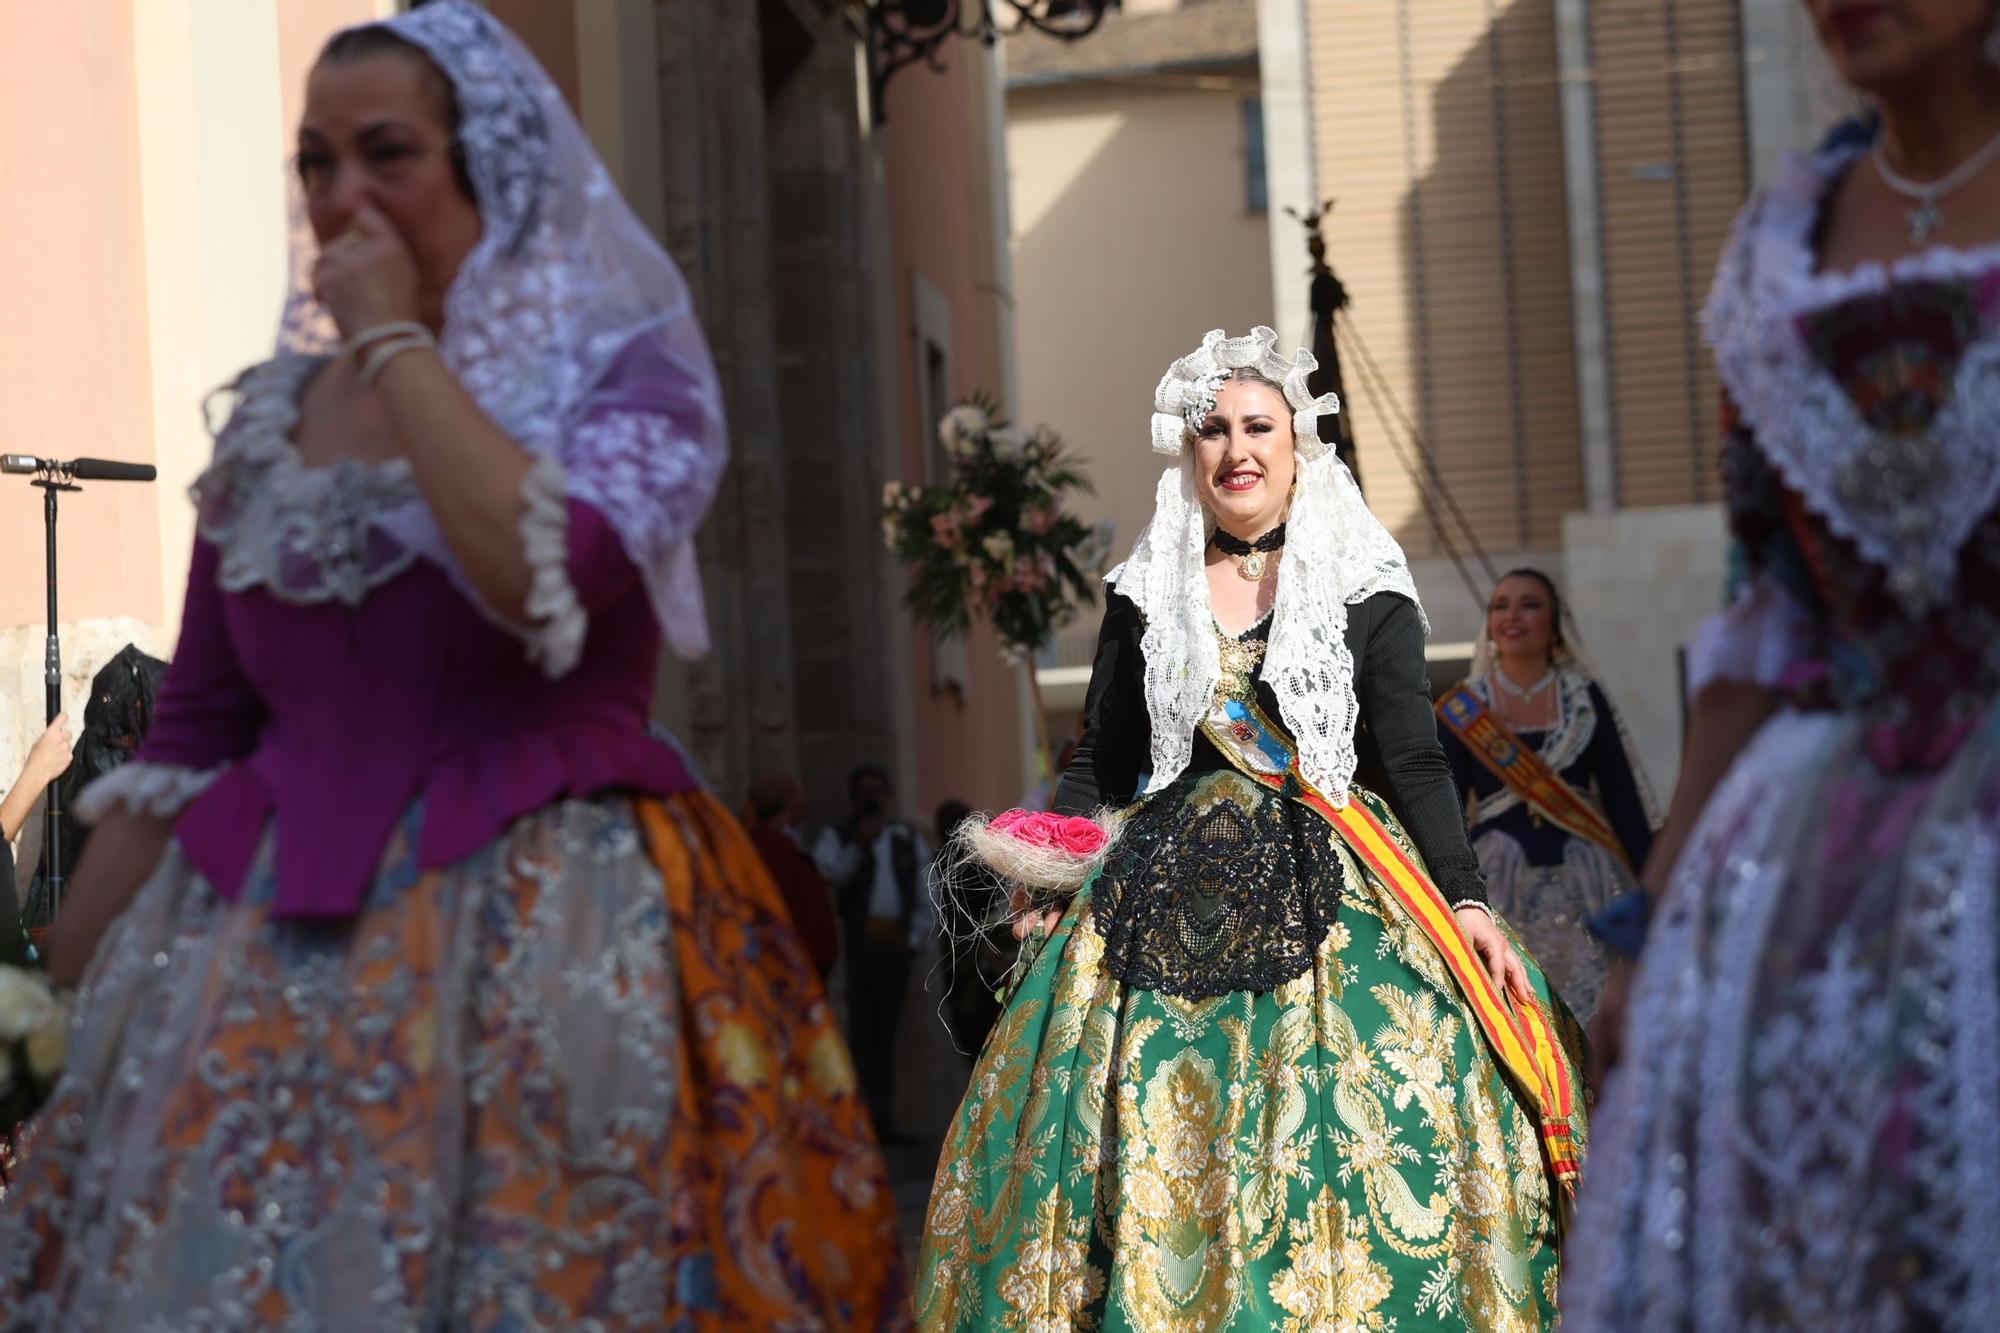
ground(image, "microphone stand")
xmin=33 ymin=473 xmax=77 ymax=927
xmin=1 ymin=455 xmax=155 ymax=928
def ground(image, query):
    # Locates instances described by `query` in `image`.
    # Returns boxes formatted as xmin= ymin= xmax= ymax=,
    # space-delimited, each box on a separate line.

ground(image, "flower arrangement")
xmin=959 ymin=807 xmax=1118 ymax=895
xmin=881 ymin=398 xmax=1114 ymax=667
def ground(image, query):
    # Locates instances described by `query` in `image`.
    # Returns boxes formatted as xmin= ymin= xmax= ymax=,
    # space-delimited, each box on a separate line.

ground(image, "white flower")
xmin=988 ymin=427 xmax=1027 ymax=463
xmin=939 ymin=404 xmax=990 ymax=453
xmin=0 ymin=967 xmax=57 ymax=1043
xmin=982 ymin=532 xmax=1015 ymax=564
xmin=24 ymin=995 xmax=69 ymax=1081
xmin=881 ymin=480 xmax=905 ymax=509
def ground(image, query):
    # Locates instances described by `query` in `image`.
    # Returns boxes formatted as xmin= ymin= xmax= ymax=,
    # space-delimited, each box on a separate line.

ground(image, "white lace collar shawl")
xmin=1463 ymin=667 xmax=1606 ymax=826
xmin=193 ymin=354 xmax=592 ymax=676
xmin=1703 ymin=141 xmax=2000 ymax=609
xmin=1108 ymin=448 xmax=1422 ymax=805
xmin=196 ymin=355 xmax=423 ymax=607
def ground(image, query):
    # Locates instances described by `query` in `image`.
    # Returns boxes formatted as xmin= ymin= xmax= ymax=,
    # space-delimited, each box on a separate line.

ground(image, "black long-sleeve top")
xmin=1437 ymin=679 xmax=1655 ymax=870
xmin=1052 ymin=587 xmax=1487 ymax=906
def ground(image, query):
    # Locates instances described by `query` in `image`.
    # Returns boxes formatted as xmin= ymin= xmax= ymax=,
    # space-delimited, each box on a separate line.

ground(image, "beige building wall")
xmin=1562 ymin=504 xmax=1728 ymax=797
xmin=1303 ymin=0 xmax=1584 ymax=588
xmin=1008 ymin=72 xmax=1273 ymax=685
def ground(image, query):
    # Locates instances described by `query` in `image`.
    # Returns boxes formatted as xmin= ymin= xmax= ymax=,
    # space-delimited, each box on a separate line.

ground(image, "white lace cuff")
xmin=73 ymin=763 xmax=219 ymax=824
xmin=1686 ymin=576 xmax=1816 ymax=697
xmin=520 ymin=453 xmax=587 ymax=679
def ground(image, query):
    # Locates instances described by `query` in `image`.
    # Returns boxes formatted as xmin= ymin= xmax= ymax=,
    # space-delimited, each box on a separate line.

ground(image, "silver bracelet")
xmin=359 ymin=332 xmax=437 ymax=386
xmin=342 ymin=320 xmax=431 ymax=359
xmin=1450 ymin=898 xmax=1496 ymax=921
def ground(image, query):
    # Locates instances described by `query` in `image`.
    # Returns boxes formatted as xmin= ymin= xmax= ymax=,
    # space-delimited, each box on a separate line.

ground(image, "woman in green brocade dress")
xmin=916 ymin=328 xmax=1586 ymax=1331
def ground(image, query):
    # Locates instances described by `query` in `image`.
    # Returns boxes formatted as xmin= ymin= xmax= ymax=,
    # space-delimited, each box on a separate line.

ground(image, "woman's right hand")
xmin=22 ymin=714 xmax=73 ymax=788
xmin=1009 ymin=888 xmax=1063 ymax=942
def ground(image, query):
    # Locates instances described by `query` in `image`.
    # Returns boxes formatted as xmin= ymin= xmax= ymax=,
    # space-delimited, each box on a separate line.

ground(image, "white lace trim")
xmin=197 ymin=356 xmax=422 ymax=608
xmin=1685 ymin=574 xmax=1817 ymax=698
xmin=1703 ymin=143 xmax=2000 ymax=609
xmin=1464 ymin=668 xmax=1597 ymax=826
xmin=519 ymin=453 xmax=586 ymax=678
xmin=1110 ymin=446 xmax=1420 ymax=803
xmin=73 ymin=763 xmax=219 ymax=823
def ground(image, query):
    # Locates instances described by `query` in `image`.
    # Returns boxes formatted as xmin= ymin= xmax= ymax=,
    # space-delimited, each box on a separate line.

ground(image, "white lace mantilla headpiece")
xmin=1113 ymin=326 xmax=1422 ymax=803
xmin=206 ymin=1 xmax=727 ymax=660
xmin=1150 ymin=327 xmax=1341 ymax=459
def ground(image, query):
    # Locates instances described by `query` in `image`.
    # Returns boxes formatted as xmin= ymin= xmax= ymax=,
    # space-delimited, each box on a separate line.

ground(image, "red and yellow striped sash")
xmin=1437 ymin=684 xmax=1632 ymax=871
xmin=1200 ymin=700 xmax=1581 ymax=1195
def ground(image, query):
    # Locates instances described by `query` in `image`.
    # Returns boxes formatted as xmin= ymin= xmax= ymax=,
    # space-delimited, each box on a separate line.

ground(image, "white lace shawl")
xmin=1458 ymin=665 xmax=1661 ymax=828
xmin=1109 ymin=447 xmax=1422 ymax=804
xmin=1703 ymin=141 xmax=2000 ymax=610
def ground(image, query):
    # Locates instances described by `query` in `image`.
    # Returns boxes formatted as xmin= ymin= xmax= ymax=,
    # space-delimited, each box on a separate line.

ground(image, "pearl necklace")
xmin=1872 ymin=123 xmax=2000 ymax=245
xmin=1492 ymin=667 xmax=1555 ymax=702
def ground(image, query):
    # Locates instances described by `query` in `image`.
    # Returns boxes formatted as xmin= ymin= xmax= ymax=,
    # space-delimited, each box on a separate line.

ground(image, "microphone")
xmin=70 ymin=458 xmax=157 ymax=483
xmin=2 ymin=455 xmax=156 ymax=482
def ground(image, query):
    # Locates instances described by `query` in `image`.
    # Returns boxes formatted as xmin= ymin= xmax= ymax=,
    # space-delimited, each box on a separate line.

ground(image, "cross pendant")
xmin=1907 ymin=197 xmax=1942 ymax=245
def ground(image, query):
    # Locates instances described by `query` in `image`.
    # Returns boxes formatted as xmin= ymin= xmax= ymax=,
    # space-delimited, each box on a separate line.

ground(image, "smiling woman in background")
xmin=1434 ymin=569 xmax=1657 ymax=1024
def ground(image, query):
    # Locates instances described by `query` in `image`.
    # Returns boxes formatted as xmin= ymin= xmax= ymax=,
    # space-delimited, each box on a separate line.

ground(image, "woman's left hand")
xmin=1455 ymin=906 xmax=1533 ymax=1004
xmin=311 ymin=205 xmax=421 ymax=339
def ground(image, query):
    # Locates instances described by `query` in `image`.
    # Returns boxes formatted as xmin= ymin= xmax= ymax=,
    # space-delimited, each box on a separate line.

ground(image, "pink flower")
xmin=965 ymin=495 xmax=994 ymax=524
xmin=988 ymin=810 xmax=1108 ymax=856
xmin=1022 ymin=504 xmax=1057 ymax=535
xmin=930 ymin=513 xmax=961 ymax=548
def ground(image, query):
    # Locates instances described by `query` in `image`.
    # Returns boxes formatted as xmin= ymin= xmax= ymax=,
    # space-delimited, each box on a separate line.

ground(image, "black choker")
xmin=1212 ymin=524 xmax=1285 ymax=580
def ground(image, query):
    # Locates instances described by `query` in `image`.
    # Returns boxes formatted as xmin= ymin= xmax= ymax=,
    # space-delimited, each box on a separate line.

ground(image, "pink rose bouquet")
xmin=959 ymin=806 xmax=1119 ymax=895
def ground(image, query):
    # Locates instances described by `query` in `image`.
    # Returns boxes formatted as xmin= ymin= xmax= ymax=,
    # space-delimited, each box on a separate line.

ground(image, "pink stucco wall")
xmin=880 ymin=45 xmax=1030 ymax=817
xmin=0 ymin=4 xmax=161 ymax=630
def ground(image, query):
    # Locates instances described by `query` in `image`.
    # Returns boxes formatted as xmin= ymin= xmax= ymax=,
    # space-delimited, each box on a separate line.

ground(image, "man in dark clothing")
xmin=743 ymin=771 xmax=839 ymax=979
xmin=813 ymin=763 xmax=933 ymax=1144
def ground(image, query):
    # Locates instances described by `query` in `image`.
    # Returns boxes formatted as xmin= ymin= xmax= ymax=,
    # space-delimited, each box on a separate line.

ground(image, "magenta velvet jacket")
xmin=94 ymin=340 xmax=716 ymax=919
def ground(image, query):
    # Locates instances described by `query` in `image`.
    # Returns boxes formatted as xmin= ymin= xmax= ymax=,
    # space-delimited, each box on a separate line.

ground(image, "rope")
xmin=1336 ymin=307 xmax=1498 ymax=608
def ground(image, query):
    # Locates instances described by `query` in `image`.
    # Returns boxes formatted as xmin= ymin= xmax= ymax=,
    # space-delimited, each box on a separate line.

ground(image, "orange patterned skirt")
xmin=0 ymin=791 xmax=909 ymax=1330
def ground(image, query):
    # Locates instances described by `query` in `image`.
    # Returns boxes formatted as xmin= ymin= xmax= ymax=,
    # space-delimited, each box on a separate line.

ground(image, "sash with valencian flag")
xmin=1200 ymin=695 xmax=1584 ymax=1197
xmin=1436 ymin=683 xmax=1635 ymax=872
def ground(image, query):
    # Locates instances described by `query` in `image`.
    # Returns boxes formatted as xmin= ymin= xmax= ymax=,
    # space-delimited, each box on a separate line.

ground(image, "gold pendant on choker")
xmin=1239 ymin=552 xmax=1266 ymax=580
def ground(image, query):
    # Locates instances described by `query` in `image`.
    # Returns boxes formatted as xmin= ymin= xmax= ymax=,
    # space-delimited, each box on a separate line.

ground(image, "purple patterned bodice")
xmin=1724 ymin=266 xmax=2000 ymax=769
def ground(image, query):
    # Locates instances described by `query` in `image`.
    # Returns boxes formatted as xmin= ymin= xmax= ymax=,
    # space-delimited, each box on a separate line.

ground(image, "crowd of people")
xmin=0 ymin=0 xmax=1993 ymax=1327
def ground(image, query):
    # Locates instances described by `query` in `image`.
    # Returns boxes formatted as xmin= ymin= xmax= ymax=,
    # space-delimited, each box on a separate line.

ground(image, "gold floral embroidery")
xmin=996 ymin=1196 xmax=1107 ymax=1330
xmin=1268 ymin=1187 xmax=1395 ymax=1331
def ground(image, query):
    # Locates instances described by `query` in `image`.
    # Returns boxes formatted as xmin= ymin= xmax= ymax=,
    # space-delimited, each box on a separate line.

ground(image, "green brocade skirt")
xmin=915 ymin=787 xmax=1585 ymax=1332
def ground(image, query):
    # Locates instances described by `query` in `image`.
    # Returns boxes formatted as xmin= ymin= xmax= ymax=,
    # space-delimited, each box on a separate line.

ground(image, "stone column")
xmin=652 ymin=0 xmax=802 ymax=804
xmin=764 ymin=7 xmax=900 ymax=819
xmin=1553 ymin=0 xmax=1617 ymax=514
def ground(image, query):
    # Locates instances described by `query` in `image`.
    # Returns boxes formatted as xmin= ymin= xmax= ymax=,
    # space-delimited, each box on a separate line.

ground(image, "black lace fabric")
xmin=1090 ymin=769 xmax=1344 ymax=999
